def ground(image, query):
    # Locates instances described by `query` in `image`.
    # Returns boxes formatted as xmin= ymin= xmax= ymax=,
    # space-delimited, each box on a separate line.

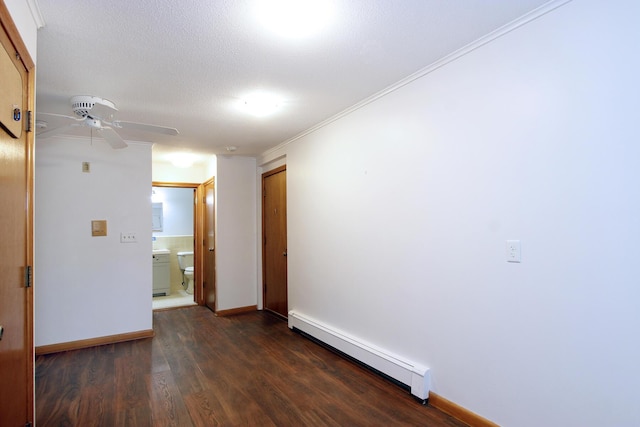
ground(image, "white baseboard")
xmin=288 ymin=311 xmax=430 ymax=400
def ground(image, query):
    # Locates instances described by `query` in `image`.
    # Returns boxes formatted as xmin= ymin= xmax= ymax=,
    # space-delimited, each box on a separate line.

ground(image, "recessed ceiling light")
xmin=255 ymin=0 xmax=334 ymax=38
xmin=241 ymin=93 xmax=281 ymax=117
xmin=170 ymin=152 xmax=196 ymax=168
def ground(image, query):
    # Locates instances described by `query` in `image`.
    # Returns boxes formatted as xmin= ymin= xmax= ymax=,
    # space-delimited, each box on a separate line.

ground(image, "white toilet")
xmin=177 ymin=251 xmax=194 ymax=294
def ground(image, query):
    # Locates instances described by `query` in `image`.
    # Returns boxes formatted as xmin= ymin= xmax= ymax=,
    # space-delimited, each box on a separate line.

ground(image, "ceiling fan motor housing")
xmin=71 ymin=95 xmax=116 ymax=118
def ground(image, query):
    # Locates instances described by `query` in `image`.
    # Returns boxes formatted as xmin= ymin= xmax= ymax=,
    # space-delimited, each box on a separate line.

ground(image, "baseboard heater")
xmin=288 ymin=311 xmax=430 ymax=401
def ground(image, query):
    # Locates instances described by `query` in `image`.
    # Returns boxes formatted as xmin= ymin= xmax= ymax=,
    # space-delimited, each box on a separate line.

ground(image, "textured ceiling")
xmin=34 ymin=0 xmax=550 ymax=163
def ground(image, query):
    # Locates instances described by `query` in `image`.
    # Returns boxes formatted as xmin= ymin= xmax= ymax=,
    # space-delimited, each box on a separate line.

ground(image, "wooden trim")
xmin=153 ymin=304 xmax=198 ymax=312
xmin=200 ymin=177 xmax=216 ymax=311
xmin=35 ymin=329 xmax=155 ymax=355
xmin=215 ymin=305 xmax=257 ymax=317
xmin=152 ymin=181 xmax=200 ymax=188
xmin=0 ymin=1 xmax=34 ymax=71
xmin=1 ymin=4 xmax=36 ymax=421
xmin=262 ymin=164 xmax=286 ymax=179
xmin=25 ymin=55 xmax=35 ymax=424
xmin=429 ymin=392 xmax=500 ymax=427
xmin=195 ymin=182 xmax=204 ymax=306
xmin=152 ymin=181 xmax=203 ymax=306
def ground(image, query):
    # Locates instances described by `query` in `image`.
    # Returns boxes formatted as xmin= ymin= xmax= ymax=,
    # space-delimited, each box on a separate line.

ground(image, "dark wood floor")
xmin=36 ymin=307 xmax=465 ymax=426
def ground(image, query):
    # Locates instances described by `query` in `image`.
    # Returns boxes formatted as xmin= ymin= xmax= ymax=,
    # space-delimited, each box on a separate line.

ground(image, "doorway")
xmin=151 ymin=183 xmax=201 ymax=309
xmin=262 ymin=166 xmax=288 ymax=317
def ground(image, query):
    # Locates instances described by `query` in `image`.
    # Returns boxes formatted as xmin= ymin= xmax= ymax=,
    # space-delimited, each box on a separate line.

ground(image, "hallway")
xmin=35 ymin=307 xmax=463 ymax=426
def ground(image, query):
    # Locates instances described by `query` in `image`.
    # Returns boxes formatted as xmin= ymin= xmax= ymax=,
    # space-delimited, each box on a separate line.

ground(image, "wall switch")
xmin=82 ymin=162 xmax=90 ymax=173
xmin=120 ymin=232 xmax=137 ymax=243
xmin=506 ymin=240 xmax=521 ymax=263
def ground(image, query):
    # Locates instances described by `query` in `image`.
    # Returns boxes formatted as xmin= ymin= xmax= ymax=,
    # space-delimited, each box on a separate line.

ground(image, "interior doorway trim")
xmin=152 ymin=181 xmax=203 ymax=305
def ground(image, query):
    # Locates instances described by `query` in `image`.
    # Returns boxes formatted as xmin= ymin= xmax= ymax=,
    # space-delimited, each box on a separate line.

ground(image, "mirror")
xmin=152 ymin=202 xmax=163 ymax=231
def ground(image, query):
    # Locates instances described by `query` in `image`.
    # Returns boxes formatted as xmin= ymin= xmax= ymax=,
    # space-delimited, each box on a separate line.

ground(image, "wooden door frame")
xmin=200 ymin=177 xmax=216 ymax=311
xmin=152 ymin=182 xmax=204 ymax=305
xmin=261 ymin=165 xmax=287 ymax=316
xmin=1 ymin=2 xmax=35 ymax=422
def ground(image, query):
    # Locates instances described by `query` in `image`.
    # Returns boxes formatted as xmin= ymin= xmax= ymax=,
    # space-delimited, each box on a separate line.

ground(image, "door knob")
xmin=283 ymin=251 xmax=287 ymax=257
xmin=209 ymin=248 xmax=214 ymax=252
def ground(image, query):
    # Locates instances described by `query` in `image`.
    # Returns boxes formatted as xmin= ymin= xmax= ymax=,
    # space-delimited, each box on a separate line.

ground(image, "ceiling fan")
xmin=36 ymin=95 xmax=179 ymax=149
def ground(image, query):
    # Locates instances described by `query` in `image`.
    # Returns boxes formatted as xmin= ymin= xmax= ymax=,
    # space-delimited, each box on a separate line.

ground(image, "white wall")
xmin=35 ymin=137 xmax=153 ymax=346
xmin=216 ymin=156 xmax=258 ymax=311
xmin=259 ymin=1 xmax=640 ymax=426
xmin=152 ymin=159 xmax=211 ymax=183
xmin=5 ymin=0 xmax=40 ymax=61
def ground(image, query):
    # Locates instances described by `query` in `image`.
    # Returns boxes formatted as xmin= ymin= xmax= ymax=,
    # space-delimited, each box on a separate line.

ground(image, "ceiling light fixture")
xmin=241 ymin=93 xmax=281 ymax=117
xmin=255 ymin=0 xmax=334 ymax=38
xmin=171 ymin=152 xmax=196 ymax=168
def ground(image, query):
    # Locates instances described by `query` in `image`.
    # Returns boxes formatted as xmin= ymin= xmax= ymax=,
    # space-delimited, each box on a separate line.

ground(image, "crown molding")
xmin=259 ymin=0 xmax=572 ymax=162
xmin=27 ymin=0 xmax=45 ymax=29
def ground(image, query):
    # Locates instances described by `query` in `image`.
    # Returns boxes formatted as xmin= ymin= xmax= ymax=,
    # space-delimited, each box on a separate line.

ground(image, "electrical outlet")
xmin=120 ymin=232 xmax=137 ymax=243
xmin=506 ymin=240 xmax=521 ymax=263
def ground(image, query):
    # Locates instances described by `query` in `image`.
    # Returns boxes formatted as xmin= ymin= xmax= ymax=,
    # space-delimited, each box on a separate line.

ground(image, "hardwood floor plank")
xmin=149 ymin=371 xmax=193 ymax=427
xmin=36 ymin=307 xmax=466 ymax=427
xmin=183 ymin=389 xmax=226 ymax=427
xmin=114 ymin=406 xmax=153 ymax=427
xmin=114 ymin=354 xmax=151 ymax=413
xmin=195 ymin=363 xmax=278 ymax=426
xmin=75 ymin=384 xmax=116 ymax=427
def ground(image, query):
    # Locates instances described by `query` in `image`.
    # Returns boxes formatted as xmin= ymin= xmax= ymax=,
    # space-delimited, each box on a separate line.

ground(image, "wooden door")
xmin=262 ymin=166 xmax=287 ymax=317
xmin=0 ymin=7 xmax=34 ymax=426
xmin=203 ymin=178 xmax=216 ymax=311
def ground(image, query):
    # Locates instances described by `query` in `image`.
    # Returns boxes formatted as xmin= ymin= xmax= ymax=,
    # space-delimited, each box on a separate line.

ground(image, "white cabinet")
xmin=152 ymin=250 xmax=170 ymax=296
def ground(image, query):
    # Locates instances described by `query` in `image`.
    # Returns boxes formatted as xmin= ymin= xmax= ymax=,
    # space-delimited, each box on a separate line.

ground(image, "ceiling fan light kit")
xmin=37 ymin=95 xmax=179 ymax=149
xmin=70 ymin=95 xmax=116 ymax=118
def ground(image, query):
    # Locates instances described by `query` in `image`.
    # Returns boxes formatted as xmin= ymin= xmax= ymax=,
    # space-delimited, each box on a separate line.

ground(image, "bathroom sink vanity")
xmin=152 ymin=249 xmax=170 ymax=296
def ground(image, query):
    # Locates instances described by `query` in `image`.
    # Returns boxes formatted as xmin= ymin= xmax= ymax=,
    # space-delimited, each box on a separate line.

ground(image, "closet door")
xmin=0 ymin=6 xmax=34 ymax=425
xmin=262 ymin=166 xmax=287 ymax=317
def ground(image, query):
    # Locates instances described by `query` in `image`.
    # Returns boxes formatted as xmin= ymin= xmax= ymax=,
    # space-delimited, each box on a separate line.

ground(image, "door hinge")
xmin=25 ymin=265 xmax=32 ymax=288
xmin=26 ymin=110 xmax=33 ymax=132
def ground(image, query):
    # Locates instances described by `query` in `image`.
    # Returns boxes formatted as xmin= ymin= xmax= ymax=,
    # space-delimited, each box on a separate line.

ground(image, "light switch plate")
xmin=120 ymin=232 xmax=137 ymax=243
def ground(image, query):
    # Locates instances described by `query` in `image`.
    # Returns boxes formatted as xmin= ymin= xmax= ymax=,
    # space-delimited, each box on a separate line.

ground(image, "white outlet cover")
xmin=506 ymin=240 xmax=521 ymax=263
xmin=120 ymin=232 xmax=138 ymax=243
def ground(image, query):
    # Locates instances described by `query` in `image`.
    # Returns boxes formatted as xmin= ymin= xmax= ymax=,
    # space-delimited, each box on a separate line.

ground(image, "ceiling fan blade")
xmin=97 ymin=127 xmax=128 ymax=149
xmin=36 ymin=112 xmax=86 ymax=138
xmin=111 ymin=120 xmax=179 ymax=136
xmin=36 ymin=124 xmax=79 ymax=139
xmin=37 ymin=112 xmax=83 ymax=122
xmin=86 ymin=101 xmax=117 ymax=121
